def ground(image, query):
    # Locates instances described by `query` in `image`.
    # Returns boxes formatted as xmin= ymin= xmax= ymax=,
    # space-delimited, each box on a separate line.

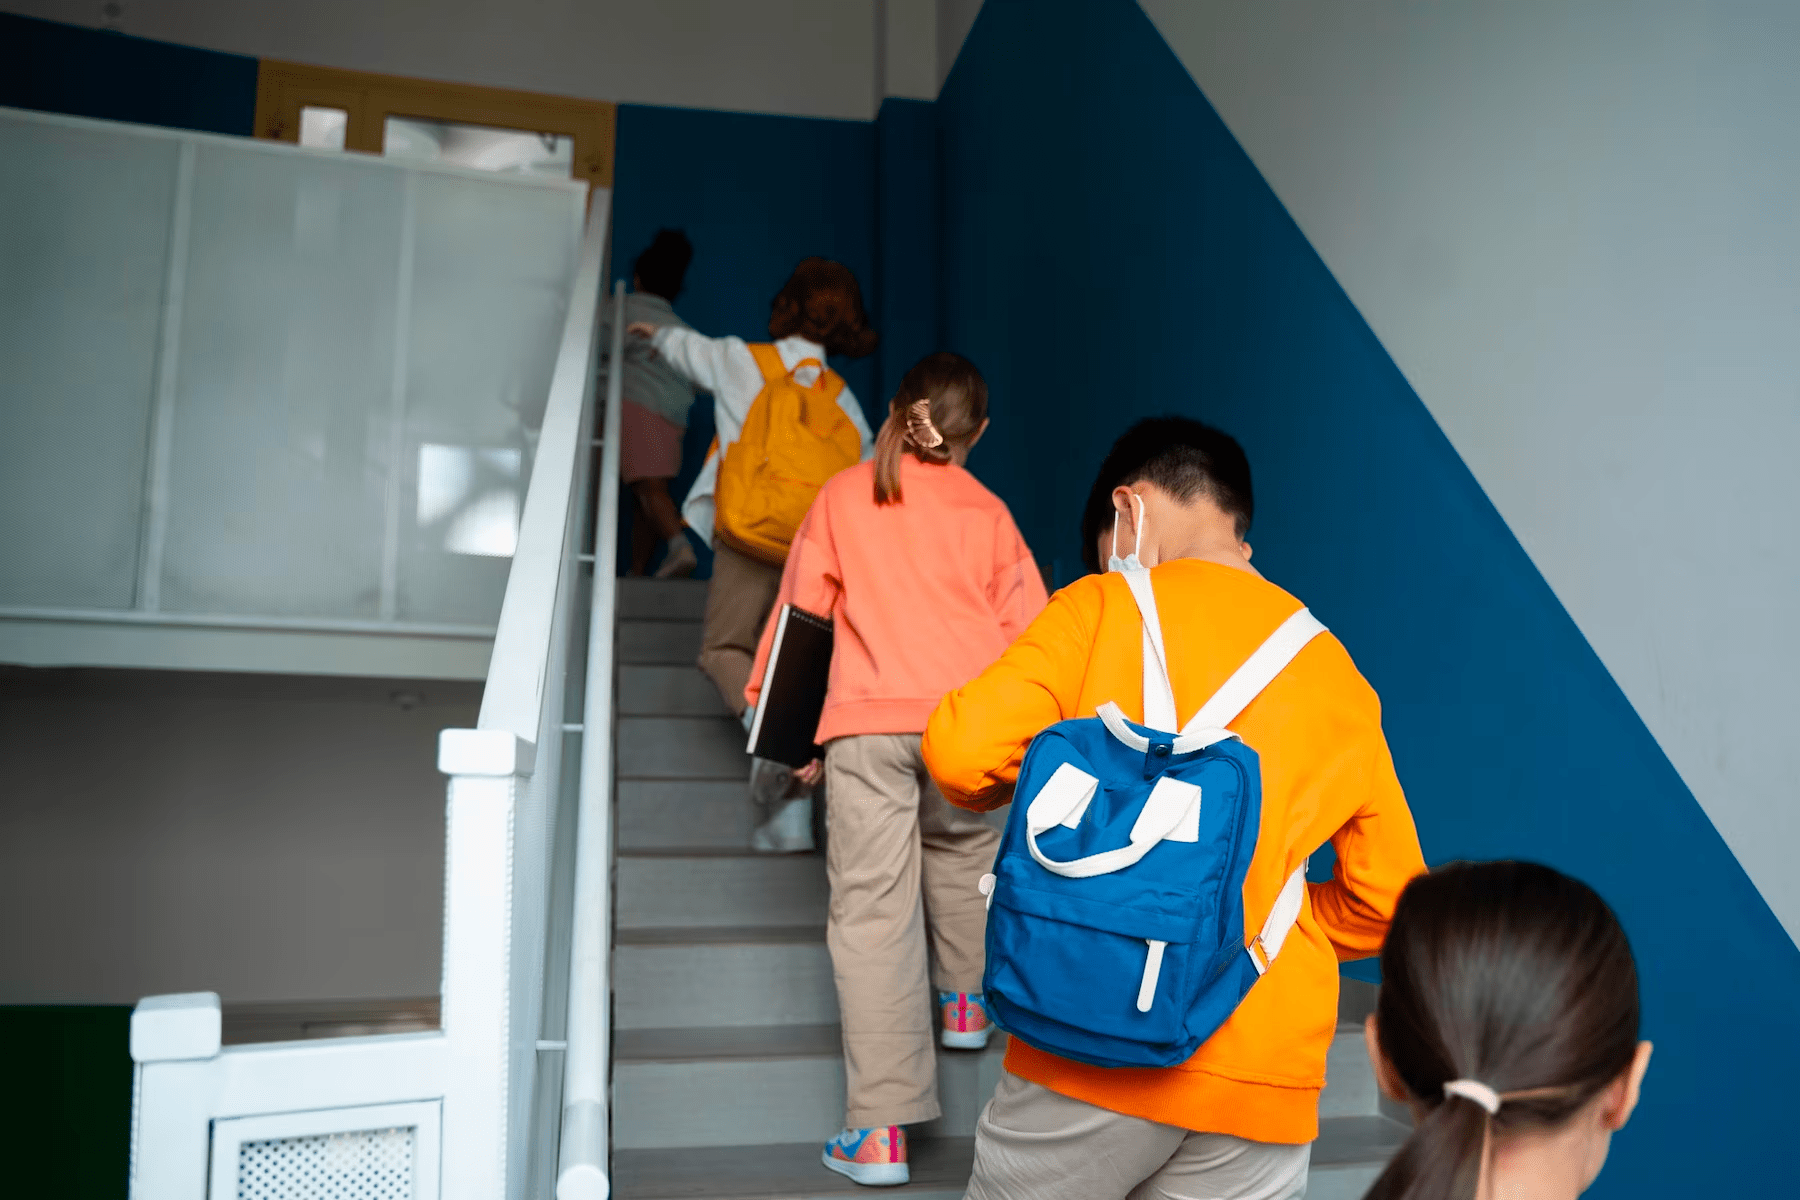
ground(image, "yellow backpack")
xmin=712 ymin=344 xmax=862 ymax=564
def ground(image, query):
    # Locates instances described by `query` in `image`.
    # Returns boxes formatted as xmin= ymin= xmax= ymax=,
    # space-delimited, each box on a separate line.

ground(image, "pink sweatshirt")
xmin=746 ymin=456 xmax=1047 ymax=743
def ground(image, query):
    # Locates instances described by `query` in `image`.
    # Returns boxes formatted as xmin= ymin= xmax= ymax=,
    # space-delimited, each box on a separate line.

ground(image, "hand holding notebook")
xmin=745 ymin=604 xmax=834 ymax=769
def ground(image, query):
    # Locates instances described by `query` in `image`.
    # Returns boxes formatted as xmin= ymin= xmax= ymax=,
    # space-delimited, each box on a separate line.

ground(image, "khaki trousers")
xmin=824 ymin=734 xmax=1002 ymax=1127
xmin=698 ymin=539 xmax=783 ymax=716
xmin=965 ymin=1073 xmax=1311 ymax=1200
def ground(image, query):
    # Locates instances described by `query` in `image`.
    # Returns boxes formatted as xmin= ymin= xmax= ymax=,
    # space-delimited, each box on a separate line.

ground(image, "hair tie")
xmin=1443 ymin=1079 xmax=1502 ymax=1115
xmin=905 ymin=399 xmax=945 ymax=450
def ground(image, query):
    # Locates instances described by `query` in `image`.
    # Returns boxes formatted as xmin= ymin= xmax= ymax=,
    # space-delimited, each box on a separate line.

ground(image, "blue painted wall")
xmin=0 ymin=13 xmax=257 ymax=136
xmin=936 ymin=1 xmax=1800 ymax=1194
xmin=874 ymin=97 xmax=943 ymax=406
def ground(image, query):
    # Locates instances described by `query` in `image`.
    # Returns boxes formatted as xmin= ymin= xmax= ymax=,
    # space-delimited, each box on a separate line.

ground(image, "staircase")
xmin=608 ymin=578 xmax=1408 ymax=1199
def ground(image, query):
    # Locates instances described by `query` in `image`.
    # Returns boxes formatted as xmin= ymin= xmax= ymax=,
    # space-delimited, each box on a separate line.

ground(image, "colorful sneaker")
xmin=939 ymin=991 xmax=992 ymax=1049
xmin=822 ymin=1125 xmax=908 ymax=1186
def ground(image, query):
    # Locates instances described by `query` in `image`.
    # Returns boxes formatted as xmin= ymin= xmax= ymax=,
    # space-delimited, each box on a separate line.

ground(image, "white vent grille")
xmin=236 ymin=1126 xmax=415 ymax=1200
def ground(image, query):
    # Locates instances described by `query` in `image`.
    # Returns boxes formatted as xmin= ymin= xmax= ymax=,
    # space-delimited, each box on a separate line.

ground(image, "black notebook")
xmin=746 ymin=604 xmax=834 ymax=769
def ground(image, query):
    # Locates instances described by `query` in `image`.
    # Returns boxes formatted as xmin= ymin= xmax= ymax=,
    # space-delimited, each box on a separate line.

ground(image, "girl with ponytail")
xmin=743 ymin=352 xmax=1046 ymax=1187
xmin=1363 ymin=861 xmax=1653 ymax=1200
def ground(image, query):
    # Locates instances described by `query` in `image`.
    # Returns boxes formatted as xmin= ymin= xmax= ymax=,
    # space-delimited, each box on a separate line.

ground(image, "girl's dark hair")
xmin=768 ymin=257 xmax=878 ymax=359
xmin=633 ymin=228 xmax=693 ymax=301
xmin=1366 ymin=861 xmax=1641 ymax=1200
xmin=873 ymin=353 xmax=987 ymax=505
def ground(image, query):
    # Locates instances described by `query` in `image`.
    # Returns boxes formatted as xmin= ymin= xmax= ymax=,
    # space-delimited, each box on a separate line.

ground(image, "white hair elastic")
xmin=1443 ymin=1079 xmax=1502 ymax=1115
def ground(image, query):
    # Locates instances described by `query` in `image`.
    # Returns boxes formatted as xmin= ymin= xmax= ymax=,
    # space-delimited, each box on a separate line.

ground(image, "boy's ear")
xmin=1364 ymin=1014 xmax=1411 ymax=1104
xmin=1602 ymin=1041 xmax=1653 ymax=1131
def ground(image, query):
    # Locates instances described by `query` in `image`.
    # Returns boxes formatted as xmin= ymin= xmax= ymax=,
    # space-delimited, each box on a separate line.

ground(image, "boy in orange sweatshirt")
xmin=923 ymin=417 xmax=1425 ymax=1199
xmin=745 ymin=353 xmax=1046 ymax=1187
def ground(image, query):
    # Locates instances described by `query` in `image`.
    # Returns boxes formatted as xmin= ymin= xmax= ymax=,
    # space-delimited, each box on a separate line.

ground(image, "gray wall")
xmin=0 ymin=667 xmax=478 ymax=1004
xmin=1142 ymin=0 xmax=1800 ymax=944
xmin=4 ymin=0 xmax=975 ymax=118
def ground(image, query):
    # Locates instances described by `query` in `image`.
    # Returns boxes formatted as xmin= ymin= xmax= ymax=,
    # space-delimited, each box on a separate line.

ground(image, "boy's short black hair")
xmin=1078 ymin=416 xmax=1254 ymax=573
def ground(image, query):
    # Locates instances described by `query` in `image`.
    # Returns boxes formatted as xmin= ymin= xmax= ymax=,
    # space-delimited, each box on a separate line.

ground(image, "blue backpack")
xmin=978 ymin=567 xmax=1325 ymax=1069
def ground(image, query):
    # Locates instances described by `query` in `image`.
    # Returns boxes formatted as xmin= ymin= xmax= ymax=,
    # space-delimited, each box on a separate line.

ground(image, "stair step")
xmin=612 ymin=1137 xmax=974 ymax=1200
xmin=1306 ymin=1116 xmax=1412 ymax=1199
xmin=609 ymin=1116 xmax=1407 ymax=1194
xmin=617 ymin=716 xmax=749 ymax=780
xmin=619 ymin=779 xmax=755 ymax=850
xmin=619 ymin=664 xmax=732 ymax=716
xmin=616 ymin=853 xmax=829 ymax=931
xmin=620 ymin=619 xmax=704 ymax=665
xmin=612 ymin=1025 xmax=1006 ymax=1149
xmin=618 ymin=577 xmax=709 ymax=622
xmin=614 ymin=927 xmax=836 ymax=1030
xmin=1321 ymin=1024 xmax=1379 ymax=1118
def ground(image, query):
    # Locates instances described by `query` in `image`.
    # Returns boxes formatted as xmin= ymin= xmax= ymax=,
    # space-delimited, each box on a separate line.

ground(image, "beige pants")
xmin=698 ymin=538 xmax=783 ymax=716
xmin=824 ymin=734 xmax=1002 ymax=1127
xmin=965 ymin=1073 xmax=1311 ymax=1200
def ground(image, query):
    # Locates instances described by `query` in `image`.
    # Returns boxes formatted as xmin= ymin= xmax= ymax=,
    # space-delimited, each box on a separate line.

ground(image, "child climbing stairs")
xmin=607 ymin=578 xmax=1407 ymax=1198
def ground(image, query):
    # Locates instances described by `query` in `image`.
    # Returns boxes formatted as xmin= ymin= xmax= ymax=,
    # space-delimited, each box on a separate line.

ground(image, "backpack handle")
xmin=1024 ymin=764 xmax=1200 ymax=879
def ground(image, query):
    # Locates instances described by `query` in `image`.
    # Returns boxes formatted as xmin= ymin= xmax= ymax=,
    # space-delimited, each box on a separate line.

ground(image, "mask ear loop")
xmin=1132 ymin=493 xmax=1146 ymax=563
xmin=1111 ymin=508 xmax=1122 ymax=563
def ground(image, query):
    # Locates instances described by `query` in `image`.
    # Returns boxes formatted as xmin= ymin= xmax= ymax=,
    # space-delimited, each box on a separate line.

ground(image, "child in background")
xmin=742 ymin=353 xmax=1047 ymax=1187
xmin=1363 ymin=861 xmax=1652 ymax=1200
xmin=605 ymin=229 xmax=700 ymax=578
xmin=630 ymin=258 xmax=877 ymax=847
xmin=923 ymin=418 xmax=1425 ymax=1200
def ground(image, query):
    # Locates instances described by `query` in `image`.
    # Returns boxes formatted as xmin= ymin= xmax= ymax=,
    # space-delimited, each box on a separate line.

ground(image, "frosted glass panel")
xmin=0 ymin=118 xmax=178 ymax=608
xmin=396 ymin=174 xmax=581 ymax=624
xmin=159 ymin=145 xmax=405 ymax=618
xmin=0 ymin=108 xmax=584 ymax=633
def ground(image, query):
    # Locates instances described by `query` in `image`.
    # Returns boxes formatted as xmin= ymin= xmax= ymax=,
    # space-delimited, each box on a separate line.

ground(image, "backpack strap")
xmin=1117 ymin=569 xmax=1177 ymax=731
xmin=747 ymin=342 xmax=787 ymax=384
xmin=1178 ymin=608 xmax=1327 ymax=741
xmin=1177 ymin=606 xmax=1326 ymax=978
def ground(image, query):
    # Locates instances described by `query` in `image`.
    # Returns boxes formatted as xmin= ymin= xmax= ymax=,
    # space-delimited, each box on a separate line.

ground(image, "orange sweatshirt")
xmin=745 ymin=456 xmax=1047 ymax=742
xmin=922 ymin=559 xmax=1425 ymax=1144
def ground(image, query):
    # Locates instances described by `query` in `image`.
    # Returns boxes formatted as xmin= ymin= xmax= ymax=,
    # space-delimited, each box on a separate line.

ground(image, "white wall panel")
xmin=1141 ymin=0 xmax=1800 ymax=941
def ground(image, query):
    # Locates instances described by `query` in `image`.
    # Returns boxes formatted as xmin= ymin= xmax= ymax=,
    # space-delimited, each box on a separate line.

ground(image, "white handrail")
xmin=478 ymin=199 xmax=614 ymax=740
xmin=557 ymin=282 xmax=625 ymax=1199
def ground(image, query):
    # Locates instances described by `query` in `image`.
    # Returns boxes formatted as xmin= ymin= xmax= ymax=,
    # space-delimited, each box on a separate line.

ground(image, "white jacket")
xmin=650 ymin=327 xmax=874 ymax=546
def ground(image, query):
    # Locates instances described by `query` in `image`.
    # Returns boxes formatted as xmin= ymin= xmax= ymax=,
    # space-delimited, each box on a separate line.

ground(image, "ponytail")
xmin=872 ymin=353 xmax=988 ymax=505
xmin=1363 ymin=1089 xmax=1490 ymax=1200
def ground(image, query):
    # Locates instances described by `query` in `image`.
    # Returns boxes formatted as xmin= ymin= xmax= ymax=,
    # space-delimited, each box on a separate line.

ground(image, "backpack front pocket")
xmin=985 ymin=891 xmax=1193 ymax=1047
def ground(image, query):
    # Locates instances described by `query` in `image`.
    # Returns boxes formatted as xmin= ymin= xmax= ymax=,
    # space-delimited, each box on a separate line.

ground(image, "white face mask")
xmin=1107 ymin=493 xmax=1147 ymax=573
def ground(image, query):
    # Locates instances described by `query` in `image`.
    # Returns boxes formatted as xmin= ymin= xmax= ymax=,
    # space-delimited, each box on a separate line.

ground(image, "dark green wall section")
xmin=0 ymin=13 xmax=258 ymax=136
xmin=0 ymin=1006 xmax=132 ymax=1199
xmin=935 ymin=2 xmax=1800 ymax=1195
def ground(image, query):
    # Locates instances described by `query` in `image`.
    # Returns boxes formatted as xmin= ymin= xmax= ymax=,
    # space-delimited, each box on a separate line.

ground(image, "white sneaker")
xmin=653 ymin=535 xmax=697 ymax=579
xmin=751 ymin=796 xmax=814 ymax=853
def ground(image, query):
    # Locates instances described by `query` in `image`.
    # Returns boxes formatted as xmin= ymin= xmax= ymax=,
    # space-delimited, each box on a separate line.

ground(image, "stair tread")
xmin=610 ymin=1116 xmax=1405 ymax=1198
xmin=617 ymin=924 xmax=827 ymax=947
xmin=617 ymin=1024 xmax=1007 ymax=1064
xmin=620 ymin=847 xmax=821 ymax=860
xmin=613 ymin=1137 xmax=974 ymax=1199
xmin=1312 ymin=1114 xmax=1412 ymax=1166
